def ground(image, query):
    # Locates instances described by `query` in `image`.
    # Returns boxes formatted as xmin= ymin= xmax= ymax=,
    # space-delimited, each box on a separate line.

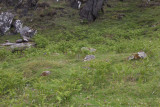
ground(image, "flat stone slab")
xmin=1 ymin=42 xmax=35 ymax=51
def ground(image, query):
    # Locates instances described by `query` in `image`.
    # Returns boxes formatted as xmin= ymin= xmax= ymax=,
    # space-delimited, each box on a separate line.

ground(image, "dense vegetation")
xmin=0 ymin=0 xmax=160 ymax=106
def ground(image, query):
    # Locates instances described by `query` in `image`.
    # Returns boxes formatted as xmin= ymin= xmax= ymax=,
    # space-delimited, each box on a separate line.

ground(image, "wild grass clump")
xmin=34 ymin=34 xmax=49 ymax=48
xmin=0 ymin=71 xmax=25 ymax=96
xmin=0 ymin=49 xmax=11 ymax=61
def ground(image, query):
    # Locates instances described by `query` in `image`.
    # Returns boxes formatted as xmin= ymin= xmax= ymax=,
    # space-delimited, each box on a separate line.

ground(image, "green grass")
xmin=0 ymin=0 xmax=160 ymax=106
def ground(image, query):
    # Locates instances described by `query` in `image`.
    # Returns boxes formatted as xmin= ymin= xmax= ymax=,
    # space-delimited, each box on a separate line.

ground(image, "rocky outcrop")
xmin=0 ymin=12 xmax=14 ymax=35
xmin=0 ymin=12 xmax=36 ymax=41
xmin=0 ymin=15 xmax=36 ymax=51
xmin=79 ymin=0 xmax=105 ymax=22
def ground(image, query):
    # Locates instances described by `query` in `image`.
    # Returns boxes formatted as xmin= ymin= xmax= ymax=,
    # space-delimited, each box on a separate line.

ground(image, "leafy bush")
xmin=34 ymin=34 xmax=49 ymax=48
xmin=31 ymin=79 xmax=82 ymax=105
xmin=0 ymin=71 xmax=25 ymax=95
xmin=0 ymin=49 xmax=10 ymax=61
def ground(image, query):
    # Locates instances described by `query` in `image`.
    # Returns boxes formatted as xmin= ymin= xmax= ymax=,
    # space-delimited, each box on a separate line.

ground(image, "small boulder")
xmin=128 ymin=51 xmax=147 ymax=60
xmin=41 ymin=71 xmax=51 ymax=76
xmin=19 ymin=26 xmax=37 ymax=41
xmin=10 ymin=43 xmax=34 ymax=49
xmin=10 ymin=43 xmax=35 ymax=52
xmin=79 ymin=0 xmax=105 ymax=22
xmin=84 ymin=55 xmax=95 ymax=61
xmin=16 ymin=39 xmax=23 ymax=43
xmin=137 ymin=51 xmax=147 ymax=58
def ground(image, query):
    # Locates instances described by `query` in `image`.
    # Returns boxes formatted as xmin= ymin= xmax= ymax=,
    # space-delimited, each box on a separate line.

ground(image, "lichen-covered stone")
xmin=19 ymin=26 xmax=37 ymax=41
xmin=13 ymin=20 xmax=23 ymax=33
xmin=0 ymin=12 xmax=14 ymax=35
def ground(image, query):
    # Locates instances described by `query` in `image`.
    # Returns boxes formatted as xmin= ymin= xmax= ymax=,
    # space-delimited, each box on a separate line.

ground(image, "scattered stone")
xmin=41 ymin=71 xmax=51 ymax=76
xmin=10 ymin=43 xmax=34 ymax=49
xmin=11 ymin=43 xmax=35 ymax=52
xmin=84 ymin=55 xmax=95 ymax=61
xmin=128 ymin=51 xmax=147 ymax=60
xmin=81 ymin=47 xmax=96 ymax=53
xmin=19 ymin=26 xmax=37 ymax=41
xmin=0 ymin=12 xmax=14 ymax=35
xmin=1 ymin=41 xmax=35 ymax=52
xmin=16 ymin=39 xmax=24 ymax=43
xmin=137 ymin=51 xmax=147 ymax=58
xmin=1 ymin=42 xmax=16 ymax=46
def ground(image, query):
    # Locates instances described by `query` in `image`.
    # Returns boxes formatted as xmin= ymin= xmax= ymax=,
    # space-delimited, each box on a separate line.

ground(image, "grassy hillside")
xmin=0 ymin=0 xmax=160 ymax=106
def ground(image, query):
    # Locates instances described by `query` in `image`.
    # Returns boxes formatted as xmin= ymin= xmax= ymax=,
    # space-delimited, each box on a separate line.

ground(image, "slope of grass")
xmin=0 ymin=0 xmax=160 ymax=106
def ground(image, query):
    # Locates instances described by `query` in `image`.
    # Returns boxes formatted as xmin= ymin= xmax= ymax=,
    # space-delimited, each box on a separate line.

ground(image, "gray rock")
xmin=20 ymin=26 xmax=37 ymax=41
xmin=11 ymin=43 xmax=35 ymax=52
xmin=16 ymin=39 xmax=23 ymax=43
xmin=10 ymin=43 xmax=34 ymax=49
xmin=84 ymin=55 xmax=95 ymax=61
xmin=128 ymin=51 xmax=147 ymax=60
xmin=128 ymin=55 xmax=135 ymax=61
xmin=138 ymin=51 xmax=147 ymax=59
xmin=13 ymin=20 xmax=23 ymax=33
xmin=0 ymin=12 xmax=14 ymax=35
xmin=41 ymin=71 xmax=51 ymax=76
xmin=1 ymin=42 xmax=16 ymax=46
xmin=79 ymin=0 xmax=105 ymax=22
xmin=1 ymin=41 xmax=35 ymax=52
